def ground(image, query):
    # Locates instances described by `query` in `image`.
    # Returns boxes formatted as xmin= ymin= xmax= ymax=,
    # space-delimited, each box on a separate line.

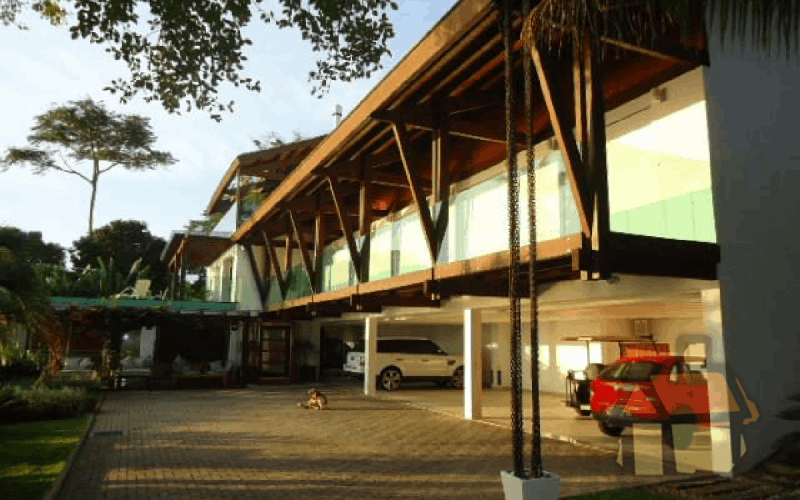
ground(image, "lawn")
xmin=0 ymin=415 xmax=91 ymax=500
xmin=566 ymin=488 xmax=689 ymax=500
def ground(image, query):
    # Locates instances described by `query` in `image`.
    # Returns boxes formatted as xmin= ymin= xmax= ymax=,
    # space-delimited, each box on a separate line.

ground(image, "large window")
xmin=606 ymin=69 xmax=716 ymax=243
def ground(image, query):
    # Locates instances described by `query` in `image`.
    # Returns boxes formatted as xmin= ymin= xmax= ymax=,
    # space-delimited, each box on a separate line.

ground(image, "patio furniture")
xmin=59 ymin=355 xmax=97 ymax=380
xmin=119 ymin=355 xmax=153 ymax=389
xmin=170 ymin=357 xmax=234 ymax=389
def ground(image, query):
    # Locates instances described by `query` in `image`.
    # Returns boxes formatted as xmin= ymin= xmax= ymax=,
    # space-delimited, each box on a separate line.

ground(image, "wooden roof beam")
xmin=530 ymin=45 xmax=592 ymax=237
xmin=374 ymin=109 xmax=515 ymax=146
xmin=263 ymin=231 xmax=287 ymax=299
xmin=391 ymin=120 xmax=438 ymax=263
xmin=288 ymin=210 xmax=318 ymax=293
xmin=327 ymin=175 xmax=362 ymax=278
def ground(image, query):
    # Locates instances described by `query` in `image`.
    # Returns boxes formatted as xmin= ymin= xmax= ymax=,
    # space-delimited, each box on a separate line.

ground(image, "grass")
xmin=565 ymin=488 xmax=687 ymax=500
xmin=0 ymin=415 xmax=90 ymax=500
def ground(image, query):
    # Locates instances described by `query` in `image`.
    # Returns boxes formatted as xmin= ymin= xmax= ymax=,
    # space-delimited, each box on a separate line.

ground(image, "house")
xmin=161 ymin=0 xmax=800 ymax=478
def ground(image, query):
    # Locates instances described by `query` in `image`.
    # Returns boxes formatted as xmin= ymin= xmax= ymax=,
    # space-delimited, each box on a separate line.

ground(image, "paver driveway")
xmin=58 ymin=384 xmax=688 ymax=500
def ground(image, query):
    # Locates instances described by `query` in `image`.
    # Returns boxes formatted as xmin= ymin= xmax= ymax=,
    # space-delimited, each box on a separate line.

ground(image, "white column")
xmin=702 ymin=287 xmax=735 ymax=476
xmin=228 ymin=322 xmax=242 ymax=366
xmin=464 ymin=309 xmax=483 ymax=420
xmin=364 ymin=317 xmax=378 ymax=397
xmin=139 ymin=327 xmax=156 ymax=359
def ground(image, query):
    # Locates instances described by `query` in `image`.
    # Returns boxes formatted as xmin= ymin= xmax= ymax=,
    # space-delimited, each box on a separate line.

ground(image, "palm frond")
xmin=522 ymin=0 xmax=800 ymax=60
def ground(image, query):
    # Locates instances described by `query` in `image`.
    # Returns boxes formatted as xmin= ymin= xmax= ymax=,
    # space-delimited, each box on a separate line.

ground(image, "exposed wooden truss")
xmin=289 ymin=210 xmax=317 ymax=293
xmin=391 ymin=120 xmax=439 ymax=264
xmin=327 ymin=175 xmax=362 ymax=278
xmin=263 ymin=231 xmax=287 ymax=300
xmin=243 ymin=243 xmax=266 ymax=305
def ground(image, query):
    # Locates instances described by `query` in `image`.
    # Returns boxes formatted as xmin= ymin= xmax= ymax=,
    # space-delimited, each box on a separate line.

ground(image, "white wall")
xmin=704 ymin=7 xmax=800 ymax=475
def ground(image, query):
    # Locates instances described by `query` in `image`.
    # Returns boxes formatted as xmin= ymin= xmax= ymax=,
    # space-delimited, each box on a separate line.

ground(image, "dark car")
xmin=590 ymin=355 xmax=710 ymax=441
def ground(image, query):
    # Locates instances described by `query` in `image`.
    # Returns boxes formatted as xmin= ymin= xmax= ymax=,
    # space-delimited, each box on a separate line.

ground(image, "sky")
xmin=0 ymin=1 xmax=455 ymax=260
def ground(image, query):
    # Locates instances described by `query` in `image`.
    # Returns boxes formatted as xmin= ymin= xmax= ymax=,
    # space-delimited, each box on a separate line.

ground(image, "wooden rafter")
xmin=327 ymin=175 xmax=362 ymax=278
xmin=288 ymin=210 xmax=317 ymax=293
xmin=530 ymin=45 xmax=592 ymax=237
xmin=373 ymin=109 xmax=517 ymax=146
xmin=263 ymin=231 xmax=287 ymax=299
xmin=391 ymin=120 xmax=438 ymax=263
xmin=243 ymin=244 xmax=265 ymax=304
xmin=600 ymin=35 xmax=709 ymax=67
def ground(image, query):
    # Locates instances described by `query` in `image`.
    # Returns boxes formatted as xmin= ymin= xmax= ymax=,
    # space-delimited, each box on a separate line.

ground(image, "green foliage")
xmin=1 ymin=98 xmax=176 ymax=235
xmin=0 ymin=384 xmax=99 ymax=423
xmin=0 ymin=227 xmax=64 ymax=266
xmin=1 ymin=1 xmax=399 ymax=121
xmin=186 ymin=212 xmax=224 ymax=234
xmin=70 ymin=220 xmax=169 ymax=296
xmin=0 ymin=228 xmax=54 ymax=339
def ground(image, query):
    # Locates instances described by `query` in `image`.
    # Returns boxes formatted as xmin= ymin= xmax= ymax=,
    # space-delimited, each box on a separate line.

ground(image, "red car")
xmin=590 ymin=355 xmax=711 ymax=441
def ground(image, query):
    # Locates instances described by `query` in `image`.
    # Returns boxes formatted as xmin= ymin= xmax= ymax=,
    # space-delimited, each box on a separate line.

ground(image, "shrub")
xmin=0 ymin=385 xmax=99 ymax=424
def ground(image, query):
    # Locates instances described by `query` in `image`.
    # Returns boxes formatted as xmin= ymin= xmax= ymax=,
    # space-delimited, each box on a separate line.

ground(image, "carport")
xmin=319 ymin=272 xmax=724 ymax=478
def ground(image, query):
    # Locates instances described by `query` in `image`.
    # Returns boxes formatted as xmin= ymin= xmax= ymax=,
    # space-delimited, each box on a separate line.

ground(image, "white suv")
xmin=344 ymin=337 xmax=464 ymax=391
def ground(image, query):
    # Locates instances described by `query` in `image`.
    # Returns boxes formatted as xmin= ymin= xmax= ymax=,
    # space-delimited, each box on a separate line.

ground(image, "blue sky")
xmin=0 ymin=1 xmax=454 ymax=257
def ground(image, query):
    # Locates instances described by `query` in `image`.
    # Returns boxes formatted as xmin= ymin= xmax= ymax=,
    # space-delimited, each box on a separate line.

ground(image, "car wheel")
xmin=450 ymin=367 xmax=464 ymax=389
xmin=379 ymin=368 xmax=402 ymax=391
xmin=598 ymin=420 xmax=624 ymax=437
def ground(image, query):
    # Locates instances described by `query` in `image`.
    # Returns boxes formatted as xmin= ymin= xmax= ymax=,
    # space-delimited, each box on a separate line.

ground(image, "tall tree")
xmin=1 ymin=98 xmax=176 ymax=236
xmin=70 ymin=220 xmax=169 ymax=296
xmin=1 ymin=0 xmax=399 ymax=121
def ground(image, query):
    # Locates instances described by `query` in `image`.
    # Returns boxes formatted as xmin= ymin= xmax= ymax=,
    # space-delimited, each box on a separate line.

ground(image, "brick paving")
xmin=58 ymin=384 xmax=689 ymax=500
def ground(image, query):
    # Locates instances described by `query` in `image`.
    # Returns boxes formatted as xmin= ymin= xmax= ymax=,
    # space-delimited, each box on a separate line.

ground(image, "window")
xmin=408 ymin=340 xmax=445 ymax=355
xmin=624 ymin=362 xmax=665 ymax=383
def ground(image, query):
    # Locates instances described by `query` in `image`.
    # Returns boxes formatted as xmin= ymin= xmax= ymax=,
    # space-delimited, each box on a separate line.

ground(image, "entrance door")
xmin=260 ymin=327 xmax=290 ymax=377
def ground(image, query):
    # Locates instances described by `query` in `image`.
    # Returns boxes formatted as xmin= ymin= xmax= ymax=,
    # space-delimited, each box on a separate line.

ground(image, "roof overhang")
xmin=161 ymin=230 xmax=235 ymax=269
xmin=231 ymin=0 xmax=708 ymax=246
xmin=206 ymin=135 xmax=327 ymax=216
xmin=232 ymin=0 xmax=497 ymax=243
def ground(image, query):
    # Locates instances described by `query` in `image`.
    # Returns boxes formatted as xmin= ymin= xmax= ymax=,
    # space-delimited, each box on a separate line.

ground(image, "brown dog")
xmin=297 ymin=388 xmax=329 ymax=410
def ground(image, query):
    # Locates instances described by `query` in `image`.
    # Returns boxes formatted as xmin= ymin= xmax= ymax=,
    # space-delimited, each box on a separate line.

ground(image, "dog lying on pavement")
xmin=297 ymin=388 xmax=329 ymax=410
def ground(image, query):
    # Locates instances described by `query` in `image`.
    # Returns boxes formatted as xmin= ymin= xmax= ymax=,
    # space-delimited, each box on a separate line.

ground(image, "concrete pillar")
xmin=364 ymin=317 xmax=378 ymax=397
xmin=702 ymin=287 xmax=735 ymax=476
xmin=464 ymin=309 xmax=483 ymax=420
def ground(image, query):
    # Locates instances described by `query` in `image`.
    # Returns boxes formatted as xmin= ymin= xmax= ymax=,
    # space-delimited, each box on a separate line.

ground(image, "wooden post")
xmin=432 ymin=100 xmax=451 ymax=260
xmin=584 ymin=32 xmax=611 ymax=279
xmin=313 ymin=194 xmax=326 ymax=292
xmin=359 ymin=155 xmax=372 ymax=282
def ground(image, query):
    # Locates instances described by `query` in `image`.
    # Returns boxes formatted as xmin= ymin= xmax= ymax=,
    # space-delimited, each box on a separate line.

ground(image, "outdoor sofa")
xmin=170 ymin=356 xmax=237 ymax=389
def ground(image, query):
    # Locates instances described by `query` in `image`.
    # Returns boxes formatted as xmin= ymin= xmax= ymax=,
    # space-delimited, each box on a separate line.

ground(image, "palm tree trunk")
xmin=523 ymin=0 xmax=544 ymax=479
xmin=501 ymin=0 xmax=525 ymax=477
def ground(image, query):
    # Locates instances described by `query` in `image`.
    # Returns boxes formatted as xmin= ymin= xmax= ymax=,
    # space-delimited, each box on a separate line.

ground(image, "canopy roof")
xmin=206 ymin=136 xmax=327 ymax=216
xmin=161 ymin=230 xmax=234 ymax=270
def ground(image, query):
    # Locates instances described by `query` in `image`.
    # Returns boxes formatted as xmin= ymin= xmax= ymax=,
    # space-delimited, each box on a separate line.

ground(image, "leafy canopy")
xmin=2 ymin=0 xmax=400 ymax=121
xmin=70 ymin=220 xmax=170 ymax=295
xmin=2 ymin=97 xmax=175 ymax=235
